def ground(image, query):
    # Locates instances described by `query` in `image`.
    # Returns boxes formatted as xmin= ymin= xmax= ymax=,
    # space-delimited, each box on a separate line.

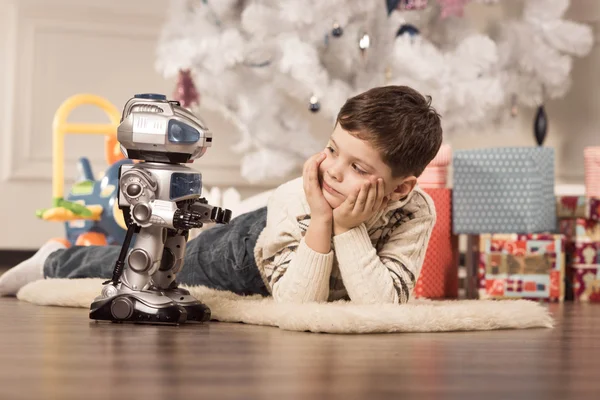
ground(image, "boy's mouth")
xmin=322 ymin=180 xmax=341 ymax=196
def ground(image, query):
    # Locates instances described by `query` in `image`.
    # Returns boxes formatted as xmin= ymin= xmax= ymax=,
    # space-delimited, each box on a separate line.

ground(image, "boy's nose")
xmin=327 ymin=167 xmax=342 ymax=182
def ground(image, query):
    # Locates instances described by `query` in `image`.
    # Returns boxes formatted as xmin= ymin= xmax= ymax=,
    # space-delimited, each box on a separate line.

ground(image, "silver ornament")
xmin=332 ymin=22 xmax=343 ymax=37
xmin=309 ymin=95 xmax=320 ymax=112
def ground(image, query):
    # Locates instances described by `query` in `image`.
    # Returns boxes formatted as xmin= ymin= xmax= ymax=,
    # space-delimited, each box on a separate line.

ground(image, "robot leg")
xmin=89 ymin=225 xmax=187 ymax=325
xmin=151 ymin=230 xmax=211 ymax=323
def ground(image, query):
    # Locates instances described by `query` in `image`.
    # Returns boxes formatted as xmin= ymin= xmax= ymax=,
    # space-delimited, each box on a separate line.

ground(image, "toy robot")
xmin=89 ymin=93 xmax=231 ymax=325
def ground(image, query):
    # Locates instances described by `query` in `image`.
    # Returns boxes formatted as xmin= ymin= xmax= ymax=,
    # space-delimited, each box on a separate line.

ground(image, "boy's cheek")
xmin=318 ymin=164 xmax=327 ymax=180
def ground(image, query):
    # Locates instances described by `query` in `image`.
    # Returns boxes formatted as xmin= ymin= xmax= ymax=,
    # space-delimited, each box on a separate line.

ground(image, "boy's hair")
xmin=336 ymin=85 xmax=443 ymax=178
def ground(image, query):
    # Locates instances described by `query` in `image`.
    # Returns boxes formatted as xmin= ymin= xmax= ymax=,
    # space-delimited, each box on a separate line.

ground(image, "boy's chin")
xmin=322 ymin=188 xmax=344 ymax=209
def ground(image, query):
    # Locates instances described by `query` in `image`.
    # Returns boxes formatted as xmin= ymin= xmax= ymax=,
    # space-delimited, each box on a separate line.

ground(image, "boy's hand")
xmin=303 ymin=152 xmax=332 ymax=222
xmin=333 ymin=178 xmax=387 ymax=235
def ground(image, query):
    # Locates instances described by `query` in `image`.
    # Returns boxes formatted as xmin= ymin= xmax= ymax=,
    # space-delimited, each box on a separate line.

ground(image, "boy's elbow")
xmin=272 ymin=287 xmax=328 ymax=304
xmin=351 ymin=289 xmax=410 ymax=305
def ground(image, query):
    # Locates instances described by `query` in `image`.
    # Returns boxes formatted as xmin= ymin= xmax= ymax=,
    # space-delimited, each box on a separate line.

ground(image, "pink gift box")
xmin=428 ymin=143 xmax=452 ymax=167
xmin=418 ymin=144 xmax=451 ymax=188
xmin=584 ymin=146 xmax=600 ymax=198
xmin=418 ymin=166 xmax=448 ymax=188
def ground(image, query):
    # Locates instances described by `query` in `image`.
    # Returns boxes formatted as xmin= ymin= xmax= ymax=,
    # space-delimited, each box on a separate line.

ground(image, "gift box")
xmin=414 ymin=188 xmax=459 ymax=299
xmin=418 ymin=166 xmax=449 ymax=188
xmin=572 ymin=264 xmax=600 ymax=302
xmin=557 ymin=218 xmax=600 ymax=301
xmin=477 ymin=234 xmax=565 ymax=302
xmin=559 ymin=219 xmax=600 ymax=242
xmin=418 ymin=144 xmax=451 ymax=189
xmin=584 ymin=147 xmax=600 ymax=198
xmin=556 ymin=196 xmax=600 ymax=221
xmin=453 ymin=147 xmax=556 ymax=234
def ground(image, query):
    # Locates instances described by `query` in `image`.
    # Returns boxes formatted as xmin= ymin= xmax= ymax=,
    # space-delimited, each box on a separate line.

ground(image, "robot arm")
xmin=133 ymin=198 xmax=231 ymax=230
xmin=119 ymin=168 xmax=183 ymax=229
xmin=119 ymin=169 xmax=230 ymax=230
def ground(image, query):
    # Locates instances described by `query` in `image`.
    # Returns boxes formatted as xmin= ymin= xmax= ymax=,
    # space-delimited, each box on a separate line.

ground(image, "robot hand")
xmin=210 ymin=206 xmax=232 ymax=224
xmin=173 ymin=209 xmax=206 ymax=230
xmin=190 ymin=199 xmax=232 ymax=225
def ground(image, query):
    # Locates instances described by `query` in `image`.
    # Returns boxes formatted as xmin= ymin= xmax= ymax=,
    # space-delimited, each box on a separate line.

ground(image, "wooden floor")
xmin=0 ymin=298 xmax=599 ymax=400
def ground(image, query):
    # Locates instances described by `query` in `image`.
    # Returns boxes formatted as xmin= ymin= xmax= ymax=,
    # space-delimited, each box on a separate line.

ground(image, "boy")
xmin=0 ymin=85 xmax=442 ymax=304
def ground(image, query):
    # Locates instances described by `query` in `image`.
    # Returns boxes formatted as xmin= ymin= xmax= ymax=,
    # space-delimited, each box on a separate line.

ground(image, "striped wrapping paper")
xmin=417 ymin=144 xmax=451 ymax=188
xmin=584 ymin=147 xmax=600 ymax=198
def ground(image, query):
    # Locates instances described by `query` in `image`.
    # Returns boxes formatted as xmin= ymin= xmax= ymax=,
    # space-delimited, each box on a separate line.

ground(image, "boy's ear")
xmin=389 ymin=176 xmax=417 ymax=201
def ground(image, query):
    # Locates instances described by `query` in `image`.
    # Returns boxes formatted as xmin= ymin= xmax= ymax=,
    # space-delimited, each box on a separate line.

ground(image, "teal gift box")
xmin=452 ymin=147 xmax=556 ymax=234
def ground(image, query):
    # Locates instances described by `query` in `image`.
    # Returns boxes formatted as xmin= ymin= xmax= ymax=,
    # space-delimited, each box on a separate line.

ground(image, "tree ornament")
xmin=309 ymin=95 xmax=320 ymax=112
xmin=358 ymin=32 xmax=370 ymax=53
xmin=534 ymin=105 xmax=548 ymax=146
xmin=387 ymin=0 xmax=429 ymax=15
xmin=396 ymin=24 xmax=420 ymax=37
xmin=332 ymin=22 xmax=343 ymax=37
xmin=437 ymin=0 xmax=470 ymax=19
xmin=385 ymin=65 xmax=392 ymax=82
xmin=172 ymin=69 xmax=200 ymax=109
xmin=510 ymin=94 xmax=518 ymax=118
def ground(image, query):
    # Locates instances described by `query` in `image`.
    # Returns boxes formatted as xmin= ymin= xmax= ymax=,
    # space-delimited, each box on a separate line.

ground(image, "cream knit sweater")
xmin=253 ymin=177 xmax=436 ymax=304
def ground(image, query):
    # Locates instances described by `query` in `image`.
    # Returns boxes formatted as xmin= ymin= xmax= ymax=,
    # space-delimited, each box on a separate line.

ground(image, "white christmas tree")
xmin=156 ymin=0 xmax=592 ymax=183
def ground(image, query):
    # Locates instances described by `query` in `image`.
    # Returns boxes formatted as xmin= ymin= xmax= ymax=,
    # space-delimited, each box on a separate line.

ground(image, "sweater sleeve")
xmin=332 ymin=208 xmax=435 ymax=305
xmin=254 ymin=186 xmax=335 ymax=304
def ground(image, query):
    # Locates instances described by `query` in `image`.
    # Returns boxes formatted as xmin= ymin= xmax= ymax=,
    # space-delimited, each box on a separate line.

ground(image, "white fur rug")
xmin=17 ymin=278 xmax=554 ymax=334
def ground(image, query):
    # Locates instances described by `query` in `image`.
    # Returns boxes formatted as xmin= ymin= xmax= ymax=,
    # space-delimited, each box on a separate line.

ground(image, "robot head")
xmin=117 ymin=93 xmax=212 ymax=163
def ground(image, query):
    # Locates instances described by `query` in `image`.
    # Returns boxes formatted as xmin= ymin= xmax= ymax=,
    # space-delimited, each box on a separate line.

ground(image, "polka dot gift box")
xmin=453 ymin=147 xmax=556 ymax=234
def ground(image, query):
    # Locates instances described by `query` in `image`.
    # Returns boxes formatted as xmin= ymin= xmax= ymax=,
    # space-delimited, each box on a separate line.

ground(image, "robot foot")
xmin=162 ymin=287 xmax=211 ymax=323
xmin=89 ymin=293 xmax=187 ymax=325
xmin=180 ymin=302 xmax=211 ymax=323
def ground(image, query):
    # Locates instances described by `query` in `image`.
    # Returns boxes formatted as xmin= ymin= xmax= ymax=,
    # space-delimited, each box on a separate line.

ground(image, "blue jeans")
xmin=44 ymin=207 xmax=270 ymax=296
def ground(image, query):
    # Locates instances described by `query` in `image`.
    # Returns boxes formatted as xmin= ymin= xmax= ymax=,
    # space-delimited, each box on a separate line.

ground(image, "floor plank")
xmin=0 ymin=298 xmax=599 ymax=400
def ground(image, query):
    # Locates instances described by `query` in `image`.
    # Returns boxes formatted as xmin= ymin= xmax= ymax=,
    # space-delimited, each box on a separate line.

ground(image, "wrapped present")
xmin=572 ymin=264 xmax=600 ymax=302
xmin=414 ymin=188 xmax=459 ymax=299
xmin=558 ymin=218 xmax=600 ymax=301
xmin=453 ymin=147 xmax=556 ymax=234
xmin=428 ymin=143 xmax=452 ymax=167
xmin=559 ymin=219 xmax=600 ymax=242
xmin=418 ymin=144 xmax=451 ymax=188
xmin=584 ymin=147 xmax=600 ymax=198
xmin=477 ymin=233 xmax=565 ymax=302
xmin=573 ymin=241 xmax=599 ymax=264
xmin=556 ymin=196 xmax=600 ymax=221
xmin=418 ymin=166 xmax=448 ymax=188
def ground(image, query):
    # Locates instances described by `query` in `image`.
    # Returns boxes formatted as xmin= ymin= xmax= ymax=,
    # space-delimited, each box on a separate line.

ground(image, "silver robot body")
xmin=89 ymin=94 xmax=231 ymax=325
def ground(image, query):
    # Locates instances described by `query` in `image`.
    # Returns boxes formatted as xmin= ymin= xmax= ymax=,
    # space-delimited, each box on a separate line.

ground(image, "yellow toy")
xmin=36 ymin=94 xmax=132 ymax=246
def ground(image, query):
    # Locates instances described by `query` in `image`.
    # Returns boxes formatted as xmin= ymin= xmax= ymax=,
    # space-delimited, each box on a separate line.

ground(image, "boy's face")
xmin=318 ymin=124 xmax=417 ymax=209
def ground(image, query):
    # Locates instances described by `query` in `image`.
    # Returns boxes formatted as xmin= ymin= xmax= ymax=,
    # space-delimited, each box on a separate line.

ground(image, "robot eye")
xmin=168 ymin=120 xmax=200 ymax=144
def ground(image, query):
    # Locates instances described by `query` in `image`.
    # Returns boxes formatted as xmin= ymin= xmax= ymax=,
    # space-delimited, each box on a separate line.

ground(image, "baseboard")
xmin=0 ymin=250 xmax=36 ymax=268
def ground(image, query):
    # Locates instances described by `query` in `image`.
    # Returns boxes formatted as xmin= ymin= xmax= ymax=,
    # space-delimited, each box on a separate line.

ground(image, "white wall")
xmin=449 ymin=0 xmax=600 ymax=186
xmin=0 ymin=0 xmax=599 ymax=250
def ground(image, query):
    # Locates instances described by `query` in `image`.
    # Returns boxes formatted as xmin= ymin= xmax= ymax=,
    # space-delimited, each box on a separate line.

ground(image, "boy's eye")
xmin=326 ymin=146 xmax=334 ymax=153
xmin=353 ymin=164 xmax=367 ymax=175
